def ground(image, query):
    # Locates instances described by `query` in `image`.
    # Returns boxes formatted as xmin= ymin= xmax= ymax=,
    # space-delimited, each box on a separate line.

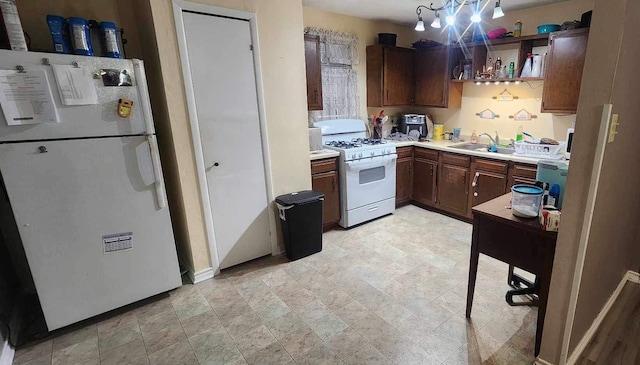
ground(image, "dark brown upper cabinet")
xmin=304 ymin=35 xmax=323 ymax=111
xmin=367 ymin=45 xmax=414 ymax=106
xmin=414 ymin=46 xmax=462 ymax=108
xmin=541 ymin=28 xmax=590 ymax=114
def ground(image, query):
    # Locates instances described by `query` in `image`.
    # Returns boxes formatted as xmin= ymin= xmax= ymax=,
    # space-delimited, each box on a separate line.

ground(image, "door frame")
xmin=172 ymin=0 xmax=277 ymax=277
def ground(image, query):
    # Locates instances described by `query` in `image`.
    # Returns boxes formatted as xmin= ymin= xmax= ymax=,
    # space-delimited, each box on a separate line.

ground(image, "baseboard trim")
xmin=188 ymin=267 xmax=215 ymax=284
xmin=627 ymin=270 xmax=640 ymax=284
xmin=566 ymin=270 xmax=640 ymax=365
xmin=0 ymin=338 xmax=15 ymax=365
xmin=535 ymin=358 xmax=554 ymax=365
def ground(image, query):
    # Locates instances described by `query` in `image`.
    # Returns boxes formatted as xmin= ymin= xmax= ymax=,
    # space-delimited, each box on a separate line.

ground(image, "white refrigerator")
xmin=0 ymin=50 xmax=182 ymax=331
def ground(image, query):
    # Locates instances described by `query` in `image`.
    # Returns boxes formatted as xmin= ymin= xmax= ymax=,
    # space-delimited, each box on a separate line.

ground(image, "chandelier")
xmin=415 ymin=0 xmax=505 ymax=30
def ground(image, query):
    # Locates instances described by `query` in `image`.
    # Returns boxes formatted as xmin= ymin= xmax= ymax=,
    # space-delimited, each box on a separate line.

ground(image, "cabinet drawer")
xmin=311 ymin=158 xmax=337 ymax=174
xmin=396 ymin=146 xmax=414 ymax=159
xmin=474 ymin=158 xmax=508 ymax=174
xmin=512 ymin=163 xmax=537 ymax=179
xmin=441 ymin=152 xmax=470 ymax=167
xmin=414 ymin=147 xmax=438 ymax=161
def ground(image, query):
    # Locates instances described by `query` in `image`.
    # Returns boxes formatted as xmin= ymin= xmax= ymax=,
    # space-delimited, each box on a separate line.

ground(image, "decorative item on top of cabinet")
xmin=304 ymin=35 xmax=323 ymax=110
xmin=310 ymin=158 xmax=340 ymax=230
xmin=507 ymin=162 xmax=537 ymax=189
xmin=367 ymin=45 xmax=414 ymax=106
xmin=437 ymin=153 xmax=470 ymax=216
xmin=414 ymin=46 xmax=462 ymax=108
xmin=412 ymin=148 xmax=438 ymax=207
xmin=395 ymin=147 xmax=414 ymax=207
xmin=541 ymin=28 xmax=589 ymax=113
xmin=469 ymin=158 xmax=508 ymax=217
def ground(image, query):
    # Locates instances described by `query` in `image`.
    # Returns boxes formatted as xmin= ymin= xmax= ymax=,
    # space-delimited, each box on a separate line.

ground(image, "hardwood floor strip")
xmin=577 ymin=282 xmax=640 ymax=365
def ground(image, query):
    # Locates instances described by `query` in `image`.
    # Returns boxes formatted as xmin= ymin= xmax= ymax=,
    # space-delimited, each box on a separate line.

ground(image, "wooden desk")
xmin=465 ymin=194 xmax=558 ymax=356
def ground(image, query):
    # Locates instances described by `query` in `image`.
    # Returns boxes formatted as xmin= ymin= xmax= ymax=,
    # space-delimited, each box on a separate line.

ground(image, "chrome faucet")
xmin=479 ymin=132 xmax=500 ymax=146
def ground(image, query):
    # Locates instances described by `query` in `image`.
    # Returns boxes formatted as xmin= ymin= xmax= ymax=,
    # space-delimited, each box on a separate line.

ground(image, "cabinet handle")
xmin=463 ymin=174 xmax=466 ymax=186
xmin=472 ymin=172 xmax=479 ymax=187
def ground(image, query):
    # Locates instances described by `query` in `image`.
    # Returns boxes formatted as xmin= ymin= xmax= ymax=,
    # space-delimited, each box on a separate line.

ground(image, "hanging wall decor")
xmin=476 ymin=109 xmax=500 ymax=119
xmin=509 ymin=109 xmax=538 ymax=121
xmin=492 ymin=89 xmax=519 ymax=101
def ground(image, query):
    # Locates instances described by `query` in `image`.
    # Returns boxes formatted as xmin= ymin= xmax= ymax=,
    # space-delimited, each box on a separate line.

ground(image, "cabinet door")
xmin=383 ymin=47 xmax=414 ymax=105
xmin=304 ymin=35 xmax=323 ymax=110
xmin=311 ymin=171 xmax=340 ymax=226
xmin=414 ymin=46 xmax=449 ymax=107
xmin=542 ymin=29 xmax=589 ymax=113
xmin=471 ymin=170 xmax=507 ymax=207
xmin=509 ymin=176 xmax=537 ymax=190
xmin=396 ymin=157 xmax=413 ymax=206
xmin=413 ymin=157 xmax=437 ymax=206
xmin=438 ymin=163 xmax=469 ymax=215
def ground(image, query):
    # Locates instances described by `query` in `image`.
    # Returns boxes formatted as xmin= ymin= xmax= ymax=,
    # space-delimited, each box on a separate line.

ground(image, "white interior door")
xmin=182 ymin=11 xmax=271 ymax=269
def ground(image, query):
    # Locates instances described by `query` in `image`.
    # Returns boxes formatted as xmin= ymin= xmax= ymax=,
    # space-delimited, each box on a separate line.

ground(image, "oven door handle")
xmin=346 ymin=154 xmax=397 ymax=171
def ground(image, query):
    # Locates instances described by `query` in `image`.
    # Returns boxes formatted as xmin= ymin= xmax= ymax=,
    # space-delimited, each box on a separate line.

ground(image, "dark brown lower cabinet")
xmin=412 ymin=157 xmax=437 ymax=206
xmin=310 ymin=158 xmax=340 ymax=230
xmin=437 ymin=162 xmax=469 ymax=216
xmin=395 ymin=147 xmax=414 ymax=207
xmin=396 ymin=148 xmax=539 ymax=221
xmin=470 ymin=171 xmax=507 ymax=210
xmin=508 ymin=163 xmax=538 ymax=190
xmin=468 ymin=159 xmax=509 ymax=217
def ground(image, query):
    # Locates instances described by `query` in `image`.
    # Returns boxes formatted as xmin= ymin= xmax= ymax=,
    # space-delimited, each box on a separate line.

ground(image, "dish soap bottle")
xmin=516 ymin=126 xmax=523 ymax=142
xmin=470 ymin=130 xmax=478 ymax=144
xmin=521 ymin=53 xmax=533 ymax=78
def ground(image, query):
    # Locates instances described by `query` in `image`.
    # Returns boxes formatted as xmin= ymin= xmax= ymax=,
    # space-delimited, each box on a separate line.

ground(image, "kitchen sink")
xmin=450 ymin=143 xmax=515 ymax=155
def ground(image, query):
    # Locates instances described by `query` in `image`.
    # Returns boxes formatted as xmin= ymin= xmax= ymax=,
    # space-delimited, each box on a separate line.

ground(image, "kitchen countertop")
xmin=387 ymin=139 xmax=557 ymax=165
xmin=309 ymin=139 xmax=565 ymax=165
xmin=309 ymin=149 xmax=340 ymax=161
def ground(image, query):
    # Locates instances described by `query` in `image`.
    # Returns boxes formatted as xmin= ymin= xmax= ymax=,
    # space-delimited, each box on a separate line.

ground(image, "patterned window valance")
xmin=304 ymin=27 xmax=360 ymax=66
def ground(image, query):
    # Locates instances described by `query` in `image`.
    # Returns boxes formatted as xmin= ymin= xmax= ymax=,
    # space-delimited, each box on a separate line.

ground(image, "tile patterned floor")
xmin=13 ymin=205 xmax=537 ymax=365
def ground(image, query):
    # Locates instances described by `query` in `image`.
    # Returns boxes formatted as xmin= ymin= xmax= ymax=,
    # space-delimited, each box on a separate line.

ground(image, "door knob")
xmin=206 ymin=162 xmax=220 ymax=171
xmin=213 ymin=162 xmax=219 ymax=166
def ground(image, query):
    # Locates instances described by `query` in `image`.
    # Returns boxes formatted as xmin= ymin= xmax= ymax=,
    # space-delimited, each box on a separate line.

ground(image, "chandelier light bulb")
xmin=445 ymin=14 xmax=456 ymax=26
xmin=431 ymin=13 xmax=442 ymax=28
xmin=470 ymin=13 xmax=482 ymax=23
xmin=415 ymin=17 xmax=426 ymax=31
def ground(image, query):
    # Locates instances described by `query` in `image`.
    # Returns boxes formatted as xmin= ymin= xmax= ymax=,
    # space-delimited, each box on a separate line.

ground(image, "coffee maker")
xmin=400 ymin=114 xmax=428 ymax=138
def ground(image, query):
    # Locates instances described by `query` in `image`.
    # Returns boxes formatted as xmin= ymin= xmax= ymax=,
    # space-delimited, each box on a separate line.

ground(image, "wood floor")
xmin=576 ymin=281 xmax=640 ymax=365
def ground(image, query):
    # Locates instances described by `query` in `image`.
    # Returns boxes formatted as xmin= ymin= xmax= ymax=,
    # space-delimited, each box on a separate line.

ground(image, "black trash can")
xmin=276 ymin=190 xmax=324 ymax=261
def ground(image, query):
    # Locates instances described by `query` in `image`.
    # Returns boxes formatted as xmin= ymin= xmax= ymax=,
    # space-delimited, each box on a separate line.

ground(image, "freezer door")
xmin=0 ymin=136 xmax=181 ymax=330
xmin=0 ymin=50 xmax=149 ymax=142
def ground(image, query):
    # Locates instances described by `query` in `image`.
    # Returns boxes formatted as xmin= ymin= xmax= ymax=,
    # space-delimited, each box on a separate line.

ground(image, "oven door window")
xmin=359 ymin=166 xmax=385 ymax=184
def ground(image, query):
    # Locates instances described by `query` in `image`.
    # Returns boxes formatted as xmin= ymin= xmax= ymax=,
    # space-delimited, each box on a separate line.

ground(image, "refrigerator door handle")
xmin=133 ymin=59 xmax=156 ymax=135
xmin=147 ymin=135 xmax=167 ymax=209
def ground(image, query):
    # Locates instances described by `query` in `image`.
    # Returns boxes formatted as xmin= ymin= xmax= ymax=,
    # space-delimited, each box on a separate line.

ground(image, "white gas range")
xmin=313 ymin=119 xmax=397 ymax=228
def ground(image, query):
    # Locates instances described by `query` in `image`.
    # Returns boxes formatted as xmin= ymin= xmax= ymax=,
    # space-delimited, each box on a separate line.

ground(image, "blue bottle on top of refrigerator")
xmin=46 ymin=15 xmax=71 ymax=54
xmin=68 ymin=17 xmax=94 ymax=56
xmin=100 ymin=21 xmax=121 ymax=58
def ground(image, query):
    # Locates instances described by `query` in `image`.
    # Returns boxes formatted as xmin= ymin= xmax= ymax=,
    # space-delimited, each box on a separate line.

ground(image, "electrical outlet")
xmin=608 ymin=114 xmax=619 ymax=143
